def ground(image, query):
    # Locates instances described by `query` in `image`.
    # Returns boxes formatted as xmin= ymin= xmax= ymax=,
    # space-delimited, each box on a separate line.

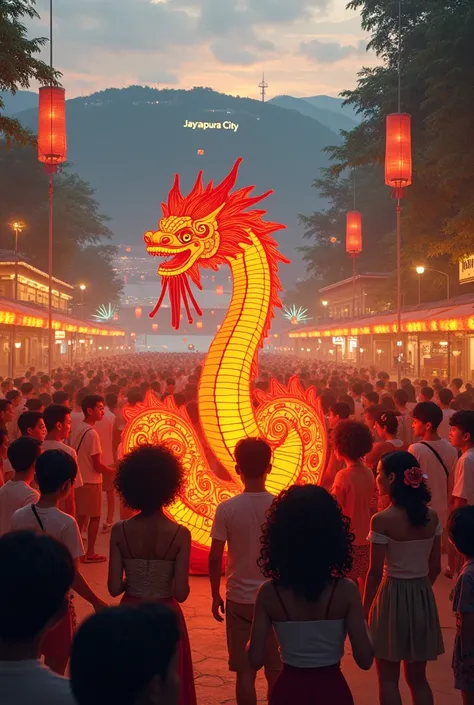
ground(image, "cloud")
xmin=27 ymin=0 xmax=377 ymax=100
xmin=166 ymin=0 xmax=329 ymax=39
xmin=299 ymin=38 xmax=367 ymax=63
xmin=137 ymin=71 xmax=179 ymax=85
xmin=210 ymin=41 xmax=258 ymax=66
xmin=39 ymin=0 xmax=197 ymax=51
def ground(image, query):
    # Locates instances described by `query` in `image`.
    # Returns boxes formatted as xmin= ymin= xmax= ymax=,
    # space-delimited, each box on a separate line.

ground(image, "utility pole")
xmin=259 ymin=73 xmax=268 ymax=103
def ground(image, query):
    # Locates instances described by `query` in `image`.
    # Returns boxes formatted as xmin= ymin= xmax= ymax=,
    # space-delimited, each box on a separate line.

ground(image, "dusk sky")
xmin=33 ymin=0 xmax=378 ymax=100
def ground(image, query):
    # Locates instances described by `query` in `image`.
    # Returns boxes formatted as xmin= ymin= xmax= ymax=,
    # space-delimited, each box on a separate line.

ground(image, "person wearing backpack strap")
xmin=409 ymin=402 xmax=458 ymax=530
xmin=69 ymin=395 xmax=114 ymax=564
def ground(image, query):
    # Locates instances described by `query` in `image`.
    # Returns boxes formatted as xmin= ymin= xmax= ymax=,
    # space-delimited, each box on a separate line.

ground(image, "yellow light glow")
xmin=121 ymin=160 xmax=328 ymax=553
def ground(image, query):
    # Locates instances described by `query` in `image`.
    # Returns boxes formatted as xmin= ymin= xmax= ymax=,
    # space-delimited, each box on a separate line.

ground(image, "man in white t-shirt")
xmin=11 ymin=449 xmax=107 ymax=673
xmin=209 ymin=438 xmax=280 ymax=705
xmin=43 ymin=404 xmax=83 ymax=516
xmin=446 ymin=410 xmax=474 ymax=577
xmin=94 ymin=392 xmax=117 ymax=532
xmin=350 ymin=382 xmax=365 ymax=422
xmin=0 ymin=531 xmax=76 ymax=705
xmin=449 ymin=410 xmax=474 ymax=508
xmin=0 ymin=437 xmax=41 ymax=536
xmin=436 ymin=388 xmax=455 ymax=440
xmin=409 ymin=402 xmax=458 ymax=529
xmin=69 ymin=388 xmax=89 ymax=436
xmin=69 ymin=395 xmax=113 ymax=563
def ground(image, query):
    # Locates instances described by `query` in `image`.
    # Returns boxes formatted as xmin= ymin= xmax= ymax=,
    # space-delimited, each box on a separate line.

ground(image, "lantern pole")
xmin=352 ymin=252 xmax=357 ymax=318
xmin=396 ymin=197 xmax=402 ymax=384
xmin=48 ymin=174 xmax=54 ymax=374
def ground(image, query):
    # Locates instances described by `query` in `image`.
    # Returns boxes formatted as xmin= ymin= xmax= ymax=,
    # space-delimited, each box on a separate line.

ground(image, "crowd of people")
xmin=0 ymin=353 xmax=473 ymax=705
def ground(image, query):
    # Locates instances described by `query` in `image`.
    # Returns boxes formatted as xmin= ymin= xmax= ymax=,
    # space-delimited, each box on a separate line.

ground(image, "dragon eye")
xmin=178 ymin=229 xmax=193 ymax=244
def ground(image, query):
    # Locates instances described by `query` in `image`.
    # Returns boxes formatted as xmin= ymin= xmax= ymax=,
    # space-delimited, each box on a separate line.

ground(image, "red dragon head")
xmin=144 ymin=158 xmax=288 ymax=329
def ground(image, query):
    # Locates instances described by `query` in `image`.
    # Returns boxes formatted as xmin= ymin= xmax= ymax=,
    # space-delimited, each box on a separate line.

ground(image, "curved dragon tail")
xmin=254 ymin=376 xmax=328 ymax=494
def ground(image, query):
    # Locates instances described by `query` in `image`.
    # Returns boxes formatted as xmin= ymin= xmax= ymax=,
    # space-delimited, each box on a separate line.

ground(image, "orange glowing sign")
xmin=0 ymin=306 xmax=124 ymax=337
xmin=121 ymin=160 xmax=328 ymax=555
xmin=289 ymin=316 xmax=471 ymax=339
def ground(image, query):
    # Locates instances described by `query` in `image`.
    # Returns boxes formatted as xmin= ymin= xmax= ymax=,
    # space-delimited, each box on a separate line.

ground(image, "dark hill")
xmin=16 ymin=86 xmax=341 ymax=283
xmin=1 ymin=90 xmax=37 ymax=115
xmin=269 ymin=95 xmax=357 ymax=134
xmin=303 ymin=95 xmax=360 ymax=121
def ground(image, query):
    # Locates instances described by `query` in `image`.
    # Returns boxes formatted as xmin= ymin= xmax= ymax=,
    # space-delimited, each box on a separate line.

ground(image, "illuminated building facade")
xmin=0 ymin=260 xmax=125 ymax=375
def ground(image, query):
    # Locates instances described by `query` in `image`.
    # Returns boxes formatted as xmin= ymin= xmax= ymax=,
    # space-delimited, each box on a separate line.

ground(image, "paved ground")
xmin=76 ymin=524 xmax=459 ymax=704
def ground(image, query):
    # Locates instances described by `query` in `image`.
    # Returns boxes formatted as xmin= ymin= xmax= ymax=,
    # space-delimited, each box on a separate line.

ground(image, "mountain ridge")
xmin=12 ymin=85 xmax=343 ymax=283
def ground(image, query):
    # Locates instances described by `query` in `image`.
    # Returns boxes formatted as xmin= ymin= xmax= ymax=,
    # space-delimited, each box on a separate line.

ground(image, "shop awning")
xmin=289 ymin=300 xmax=474 ymax=339
xmin=0 ymin=297 xmax=125 ymax=337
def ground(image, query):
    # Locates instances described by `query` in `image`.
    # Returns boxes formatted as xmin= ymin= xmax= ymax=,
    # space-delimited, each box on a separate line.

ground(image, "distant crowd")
xmin=0 ymin=354 xmax=473 ymax=705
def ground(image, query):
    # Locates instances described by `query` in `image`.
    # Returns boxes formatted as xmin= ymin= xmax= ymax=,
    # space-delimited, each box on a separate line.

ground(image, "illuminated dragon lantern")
xmin=122 ymin=159 xmax=327 ymax=566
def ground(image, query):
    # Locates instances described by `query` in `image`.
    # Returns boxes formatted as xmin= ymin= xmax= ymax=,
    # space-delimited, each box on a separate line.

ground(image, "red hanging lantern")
xmin=152 ymin=323 xmax=158 ymax=332
xmin=135 ymin=306 xmax=142 ymax=319
xmin=38 ymin=87 xmax=67 ymax=171
xmin=346 ymin=211 xmax=362 ymax=255
xmin=385 ymin=113 xmax=412 ymax=192
xmin=216 ymin=285 xmax=224 ymax=296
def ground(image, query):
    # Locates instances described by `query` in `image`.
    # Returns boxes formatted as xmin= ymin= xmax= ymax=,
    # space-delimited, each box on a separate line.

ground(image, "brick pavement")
xmin=75 ymin=527 xmax=459 ymax=705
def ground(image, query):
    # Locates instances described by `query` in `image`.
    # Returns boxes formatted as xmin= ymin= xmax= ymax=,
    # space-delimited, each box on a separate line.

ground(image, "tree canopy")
xmin=0 ymin=144 xmax=122 ymax=310
xmin=0 ymin=0 xmax=59 ymax=144
xmin=298 ymin=0 xmax=474 ymax=307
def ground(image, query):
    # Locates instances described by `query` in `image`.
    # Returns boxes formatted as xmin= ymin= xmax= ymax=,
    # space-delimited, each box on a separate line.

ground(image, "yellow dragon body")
xmin=122 ymin=159 xmax=327 ymax=557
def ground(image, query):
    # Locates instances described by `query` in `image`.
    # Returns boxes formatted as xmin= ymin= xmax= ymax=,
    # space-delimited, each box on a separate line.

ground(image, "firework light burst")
xmin=92 ymin=304 xmax=117 ymax=322
xmin=283 ymin=305 xmax=312 ymax=325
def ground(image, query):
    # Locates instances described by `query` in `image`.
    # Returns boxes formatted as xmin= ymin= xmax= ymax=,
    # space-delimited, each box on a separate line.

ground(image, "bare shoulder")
xmin=337 ymin=577 xmax=361 ymax=602
xmin=254 ymin=580 xmax=272 ymax=599
xmin=371 ymin=509 xmax=389 ymax=532
xmin=427 ymin=508 xmax=440 ymax=526
xmin=178 ymin=524 xmax=191 ymax=544
xmin=110 ymin=520 xmax=123 ymax=540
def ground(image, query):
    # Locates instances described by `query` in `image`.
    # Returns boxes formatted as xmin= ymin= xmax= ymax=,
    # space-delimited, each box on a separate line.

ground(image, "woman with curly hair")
xmin=107 ymin=444 xmax=196 ymax=705
xmin=364 ymin=451 xmax=444 ymax=705
xmin=248 ymin=485 xmax=373 ymax=705
xmin=332 ymin=420 xmax=375 ymax=593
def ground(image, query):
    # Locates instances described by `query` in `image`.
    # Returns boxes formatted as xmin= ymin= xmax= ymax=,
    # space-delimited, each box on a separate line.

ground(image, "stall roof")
xmin=289 ymin=299 xmax=474 ymax=339
xmin=0 ymin=297 xmax=125 ymax=337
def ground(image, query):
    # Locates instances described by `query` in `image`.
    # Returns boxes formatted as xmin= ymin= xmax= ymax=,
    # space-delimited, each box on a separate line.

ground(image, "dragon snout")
xmin=144 ymin=231 xmax=172 ymax=247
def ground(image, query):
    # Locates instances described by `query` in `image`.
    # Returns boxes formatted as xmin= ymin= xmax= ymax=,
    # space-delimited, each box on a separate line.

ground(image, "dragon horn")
xmin=168 ymin=173 xmax=183 ymax=212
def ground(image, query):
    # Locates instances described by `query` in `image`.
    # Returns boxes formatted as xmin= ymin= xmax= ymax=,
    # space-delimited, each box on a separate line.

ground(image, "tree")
xmin=0 ymin=144 xmax=122 ymax=309
xmin=0 ymin=0 xmax=59 ymax=144
xmin=329 ymin=0 xmax=474 ymax=263
xmin=296 ymin=0 xmax=473 ymax=306
xmin=299 ymin=165 xmax=393 ymax=286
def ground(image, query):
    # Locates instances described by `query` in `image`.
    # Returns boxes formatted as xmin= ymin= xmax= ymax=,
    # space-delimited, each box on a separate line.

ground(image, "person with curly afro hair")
xmin=248 ymin=485 xmax=373 ymax=705
xmin=108 ymin=444 xmax=197 ymax=705
xmin=332 ymin=421 xmax=375 ymax=594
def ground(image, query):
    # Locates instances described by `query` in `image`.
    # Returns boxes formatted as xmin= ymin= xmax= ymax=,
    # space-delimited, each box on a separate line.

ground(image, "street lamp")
xmin=79 ymin=284 xmax=86 ymax=315
xmin=415 ymin=266 xmax=424 ymax=305
xmin=321 ymin=300 xmax=328 ymax=320
xmin=415 ymin=266 xmax=450 ymax=301
xmin=10 ymin=222 xmax=25 ymax=300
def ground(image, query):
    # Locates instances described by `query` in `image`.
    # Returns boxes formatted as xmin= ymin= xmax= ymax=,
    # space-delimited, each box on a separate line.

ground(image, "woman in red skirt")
xmin=108 ymin=444 xmax=196 ymax=705
xmin=248 ymin=485 xmax=373 ymax=705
